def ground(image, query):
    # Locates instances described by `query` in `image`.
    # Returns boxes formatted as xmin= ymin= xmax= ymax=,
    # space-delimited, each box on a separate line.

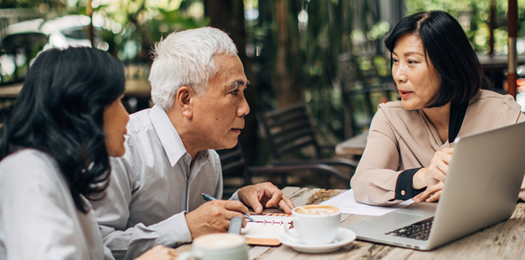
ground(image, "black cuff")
xmin=395 ymin=168 xmax=425 ymax=200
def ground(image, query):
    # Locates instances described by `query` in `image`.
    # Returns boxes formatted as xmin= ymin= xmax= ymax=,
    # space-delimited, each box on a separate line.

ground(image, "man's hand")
xmin=237 ymin=182 xmax=295 ymax=214
xmin=134 ymin=245 xmax=179 ymax=260
xmin=185 ymin=200 xmax=248 ymax=239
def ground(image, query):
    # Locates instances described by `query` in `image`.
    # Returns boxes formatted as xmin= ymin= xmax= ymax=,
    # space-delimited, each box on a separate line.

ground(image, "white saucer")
xmin=278 ymin=227 xmax=356 ymax=253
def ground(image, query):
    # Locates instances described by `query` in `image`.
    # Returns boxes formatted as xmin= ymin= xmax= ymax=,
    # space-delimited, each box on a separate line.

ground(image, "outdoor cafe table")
xmin=0 ymin=79 xmax=151 ymax=113
xmin=175 ymin=186 xmax=525 ymax=259
xmin=335 ymin=131 xmax=368 ymax=157
xmin=0 ymin=79 xmax=151 ymax=100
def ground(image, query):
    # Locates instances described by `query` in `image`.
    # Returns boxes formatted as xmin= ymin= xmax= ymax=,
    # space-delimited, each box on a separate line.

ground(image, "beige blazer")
xmin=351 ymin=90 xmax=525 ymax=205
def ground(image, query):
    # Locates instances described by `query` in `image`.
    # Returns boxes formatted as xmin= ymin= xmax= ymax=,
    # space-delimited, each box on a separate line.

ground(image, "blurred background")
xmin=1 ymin=0 xmax=525 ymax=189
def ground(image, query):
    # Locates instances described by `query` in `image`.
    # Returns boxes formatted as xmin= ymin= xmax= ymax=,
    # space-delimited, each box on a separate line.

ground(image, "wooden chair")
xmin=217 ymin=145 xmax=252 ymax=197
xmin=258 ymin=103 xmax=358 ymax=188
xmin=218 ymin=144 xmax=350 ymax=197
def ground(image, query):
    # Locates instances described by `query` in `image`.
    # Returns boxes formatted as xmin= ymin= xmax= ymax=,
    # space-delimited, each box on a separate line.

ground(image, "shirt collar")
xmin=149 ymin=105 xmax=187 ymax=167
xmin=149 ymin=105 xmax=211 ymax=167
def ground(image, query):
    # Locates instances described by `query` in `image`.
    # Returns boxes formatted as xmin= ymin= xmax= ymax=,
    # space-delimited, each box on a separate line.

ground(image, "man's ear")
xmin=176 ymin=86 xmax=194 ymax=119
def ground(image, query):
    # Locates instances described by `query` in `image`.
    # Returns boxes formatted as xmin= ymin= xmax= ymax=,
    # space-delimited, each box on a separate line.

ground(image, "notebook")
xmin=344 ymin=121 xmax=525 ymax=250
xmin=241 ymin=213 xmax=292 ymax=246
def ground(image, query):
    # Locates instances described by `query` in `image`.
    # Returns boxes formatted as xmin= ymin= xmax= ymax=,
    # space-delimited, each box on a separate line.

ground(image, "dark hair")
xmin=0 ymin=47 xmax=125 ymax=213
xmin=384 ymin=11 xmax=489 ymax=107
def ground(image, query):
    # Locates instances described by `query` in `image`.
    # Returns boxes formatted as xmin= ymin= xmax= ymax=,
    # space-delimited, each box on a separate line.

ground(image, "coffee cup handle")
xmin=282 ymin=218 xmax=302 ymax=243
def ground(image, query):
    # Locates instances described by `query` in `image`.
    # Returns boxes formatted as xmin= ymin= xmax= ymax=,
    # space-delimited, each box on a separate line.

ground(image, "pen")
xmin=201 ymin=193 xmax=256 ymax=222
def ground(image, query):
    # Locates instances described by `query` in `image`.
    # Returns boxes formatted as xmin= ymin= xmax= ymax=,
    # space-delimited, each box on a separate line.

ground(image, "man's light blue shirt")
xmin=91 ymin=105 xmax=226 ymax=260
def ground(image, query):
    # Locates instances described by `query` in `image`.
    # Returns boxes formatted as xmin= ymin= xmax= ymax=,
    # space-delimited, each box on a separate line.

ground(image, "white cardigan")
xmin=0 ymin=149 xmax=114 ymax=260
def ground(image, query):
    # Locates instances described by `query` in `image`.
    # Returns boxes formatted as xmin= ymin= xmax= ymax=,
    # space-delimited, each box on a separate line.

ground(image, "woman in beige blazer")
xmin=351 ymin=11 xmax=525 ymax=206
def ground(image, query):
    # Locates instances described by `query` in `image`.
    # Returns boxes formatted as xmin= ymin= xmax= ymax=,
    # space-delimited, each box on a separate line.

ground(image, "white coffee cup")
xmin=283 ymin=205 xmax=341 ymax=245
xmin=178 ymin=233 xmax=248 ymax=260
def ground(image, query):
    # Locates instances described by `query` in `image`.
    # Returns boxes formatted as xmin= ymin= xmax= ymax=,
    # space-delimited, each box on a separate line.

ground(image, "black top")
xmin=394 ymin=102 xmax=469 ymax=200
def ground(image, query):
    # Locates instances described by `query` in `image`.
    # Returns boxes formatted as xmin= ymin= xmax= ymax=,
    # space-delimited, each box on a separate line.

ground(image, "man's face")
xmin=191 ymin=54 xmax=250 ymax=150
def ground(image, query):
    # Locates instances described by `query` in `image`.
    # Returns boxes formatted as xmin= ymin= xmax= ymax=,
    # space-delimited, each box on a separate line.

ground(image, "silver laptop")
xmin=345 ymin=121 xmax=525 ymax=250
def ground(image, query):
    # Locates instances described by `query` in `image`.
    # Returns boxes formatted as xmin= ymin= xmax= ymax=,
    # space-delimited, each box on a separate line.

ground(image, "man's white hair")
xmin=148 ymin=27 xmax=238 ymax=110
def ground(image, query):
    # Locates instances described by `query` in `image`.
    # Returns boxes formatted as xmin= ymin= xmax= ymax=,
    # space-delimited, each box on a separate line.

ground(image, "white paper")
xmin=320 ymin=190 xmax=413 ymax=216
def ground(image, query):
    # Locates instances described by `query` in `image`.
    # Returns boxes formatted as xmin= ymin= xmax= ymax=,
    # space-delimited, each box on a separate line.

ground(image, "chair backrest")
xmin=217 ymin=145 xmax=246 ymax=179
xmin=217 ymin=145 xmax=251 ymax=198
xmin=258 ymin=103 xmax=321 ymax=163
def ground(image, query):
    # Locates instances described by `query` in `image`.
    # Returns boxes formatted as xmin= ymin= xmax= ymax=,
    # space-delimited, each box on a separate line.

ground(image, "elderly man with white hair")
xmin=91 ymin=27 xmax=294 ymax=260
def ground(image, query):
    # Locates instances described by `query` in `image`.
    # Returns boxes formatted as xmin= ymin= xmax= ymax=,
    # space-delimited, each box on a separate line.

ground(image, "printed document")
xmin=320 ymin=190 xmax=413 ymax=216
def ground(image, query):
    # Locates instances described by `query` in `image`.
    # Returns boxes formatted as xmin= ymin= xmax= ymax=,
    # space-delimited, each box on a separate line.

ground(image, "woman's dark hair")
xmin=384 ymin=11 xmax=489 ymax=107
xmin=0 ymin=47 xmax=125 ymax=213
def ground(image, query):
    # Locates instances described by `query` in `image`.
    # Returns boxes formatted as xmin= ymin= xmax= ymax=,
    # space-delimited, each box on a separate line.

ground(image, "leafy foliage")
xmin=406 ymin=0 xmax=525 ymax=54
xmin=92 ymin=0 xmax=207 ymax=63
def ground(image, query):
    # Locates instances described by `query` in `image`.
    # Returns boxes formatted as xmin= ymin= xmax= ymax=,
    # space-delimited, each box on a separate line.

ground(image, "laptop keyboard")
xmin=385 ymin=217 xmax=434 ymax=241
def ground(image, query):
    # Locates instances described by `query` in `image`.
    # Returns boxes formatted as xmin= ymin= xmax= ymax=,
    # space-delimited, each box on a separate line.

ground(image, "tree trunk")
xmin=204 ymin=0 xmax=259 ymax=164
xmin=127 ymin=1 xmax=154 ymax=61
xmin=273 ymin=0 xmax=303 ymax=108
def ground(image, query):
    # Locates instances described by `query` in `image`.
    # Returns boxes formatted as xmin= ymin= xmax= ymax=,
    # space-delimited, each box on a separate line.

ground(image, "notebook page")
xmin=241 ymin=213 xmax=292 ymax=245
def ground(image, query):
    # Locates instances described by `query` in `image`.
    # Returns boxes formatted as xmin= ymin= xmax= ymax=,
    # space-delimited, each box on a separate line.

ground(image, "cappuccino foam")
xmin=194 ymin=234 xmax=245 ymax=249
xmin=294 ymin=205 xmax=339 ymax=215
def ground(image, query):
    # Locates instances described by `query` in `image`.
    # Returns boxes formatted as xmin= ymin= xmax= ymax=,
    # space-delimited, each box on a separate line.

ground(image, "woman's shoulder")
xmin=378 ymin=100 xmax=403 ymax=109
xmin=0 ymin=149 xmax=55 ymax=168
xmin=0 ymin=149 xmax=60 ymax=186
xmin=463 ymin=89 xmax=523 ymax=127
xmin=376 ymin=100 xmax=419 ymax=120
xmin=472 ymin=89 xmax=517 ymax=103
xmin=470 ymin=89 xmax=522 ymax=111
xmin=369 ymin=101 xmax=424 ymax=136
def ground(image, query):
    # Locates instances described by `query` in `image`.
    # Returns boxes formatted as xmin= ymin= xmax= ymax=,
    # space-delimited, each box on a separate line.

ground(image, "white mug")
xmin=283 ymin=205 xmax=341 ymax=245
xmin=177 ymin=233 xmax=248 ymax=260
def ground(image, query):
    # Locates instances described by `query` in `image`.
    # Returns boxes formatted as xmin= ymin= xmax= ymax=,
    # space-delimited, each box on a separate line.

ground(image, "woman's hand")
xmin=412 ymin=148 xmax=453 ymax=202
xmin=413 ymin=181 xmax=444 ymax=203
xmin=134 ymin=245 xmax=179 ymax=260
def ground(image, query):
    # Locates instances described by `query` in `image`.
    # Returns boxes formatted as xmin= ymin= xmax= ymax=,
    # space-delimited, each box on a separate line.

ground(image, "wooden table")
xmin=0 ymin=82 xmax=22 ymax=99
xmin=123 ymin=79 xmax=151 ymax=99
xmin=335 ymin=131 xmax=368 ymax=156
xmin=477 ymin=54 xmax=525 ymax=90
xmin=477 ymin=54 xmax=525 ymax=71
xmin=0 ymin=79 xmax=151 ymax=99
xmin=175 ymin=187 xmax=525 ymax=259
xmin=0 ymin=79 xmax=151 ymax=113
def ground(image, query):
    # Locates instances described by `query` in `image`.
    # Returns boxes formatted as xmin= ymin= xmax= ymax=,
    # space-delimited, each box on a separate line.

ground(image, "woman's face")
xmin=103 ymin=95 xmax=129 ymax=157
xmin=391 ymin=33 xmax=442 ymax=110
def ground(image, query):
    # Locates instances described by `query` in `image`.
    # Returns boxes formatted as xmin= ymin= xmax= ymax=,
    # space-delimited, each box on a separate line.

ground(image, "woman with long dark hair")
xmin=0 ymin=47 xmax=178 ymax=259
xmin=351 ymin=11 xmax=525 ymax=205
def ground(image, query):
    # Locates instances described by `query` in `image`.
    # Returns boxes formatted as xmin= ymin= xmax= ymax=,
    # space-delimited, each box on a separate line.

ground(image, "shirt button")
xmin=401 ymin=190 xmax=406 ymax=196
